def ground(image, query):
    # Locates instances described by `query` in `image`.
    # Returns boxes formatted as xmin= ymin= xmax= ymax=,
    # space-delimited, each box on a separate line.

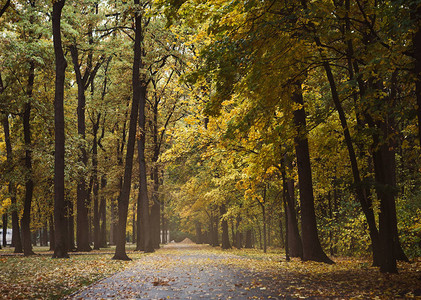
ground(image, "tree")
xmin=52 ymin=0 xmax=69 ymax=259
xmin=113 ymin=0 xmax=145 ymax=261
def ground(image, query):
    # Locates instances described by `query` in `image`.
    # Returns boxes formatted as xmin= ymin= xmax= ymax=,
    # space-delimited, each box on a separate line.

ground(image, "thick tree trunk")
xmin=372 ymin=143 xmax=398 ymax=273
xmin=52 ymin=0 xmax=69 ymax=258
xmin=292 ymin=82 xmax=333 ymax=264
xmin=21 ymin=61 xmax=35 ymax=256
xmin=2 ymin=115 xmax=23 ymax=253
xmin=220 ymin=204 xmax=231 ymax=249
xmin=113 ymin=1 xmax=143 ymax=260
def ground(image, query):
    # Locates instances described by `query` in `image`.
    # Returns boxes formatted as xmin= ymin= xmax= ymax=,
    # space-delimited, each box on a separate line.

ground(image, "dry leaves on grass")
xmin=0 ymin=252 xmax=144 ymax=300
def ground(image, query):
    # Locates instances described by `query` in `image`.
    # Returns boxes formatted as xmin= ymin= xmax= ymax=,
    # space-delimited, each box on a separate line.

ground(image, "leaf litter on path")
xmin=65 ymin=244 xmax=421 ymax=299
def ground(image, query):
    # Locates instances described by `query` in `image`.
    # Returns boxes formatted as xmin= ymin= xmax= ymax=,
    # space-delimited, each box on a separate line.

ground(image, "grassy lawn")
xmin=0 ymin=244 xmax=144 ymax=300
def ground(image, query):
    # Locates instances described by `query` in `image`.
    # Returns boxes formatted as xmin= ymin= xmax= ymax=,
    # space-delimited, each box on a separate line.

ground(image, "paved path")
xmin=66 ymin=243 xmax=285 ymax=300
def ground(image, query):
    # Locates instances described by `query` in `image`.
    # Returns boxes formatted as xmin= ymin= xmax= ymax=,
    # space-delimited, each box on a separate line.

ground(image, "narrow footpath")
xmin=66 ymin=243 xmax=285 ymax=300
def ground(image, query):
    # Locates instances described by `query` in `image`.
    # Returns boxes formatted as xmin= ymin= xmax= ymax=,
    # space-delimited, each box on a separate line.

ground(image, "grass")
xmin=0 ymin=244 xmax=145 ymax=300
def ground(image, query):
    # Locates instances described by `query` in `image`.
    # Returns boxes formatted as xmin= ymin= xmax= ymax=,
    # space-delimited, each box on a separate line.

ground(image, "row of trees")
xmin=0 ymin=0 xmax=185 ymax=259
xmin=160 ymin=0 xmax=421 ymax=274
xmin=1 ymin=0 xmax=420 ymax=274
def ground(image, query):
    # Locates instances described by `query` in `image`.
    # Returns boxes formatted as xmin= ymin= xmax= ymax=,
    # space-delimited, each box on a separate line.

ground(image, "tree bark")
xmin=292 ymin=82 xmax=333 ymax=264
xmin=113 ymin=0 xmax=143 ymax=260
xmin=70 ymin=45 xmax=92 ymax=252
xmin=372 ymin=141 xmax=398 ymax=273
xmin=150 ymin=100 xmax=161 ymax=249
xmin=137 ymin=84 xmax=154 ymax=253
xmin=52 ymin=0 xmax=69 ymax=258
xmin=99 ymin=175 xmax=107 ymax=247
xmin=281 ymin=156 xmax=302 ymax=258
xmin=21 ymin=61 xmax=35 ymax=256
xmin=92 ymin=114 xmax=100 ymax=250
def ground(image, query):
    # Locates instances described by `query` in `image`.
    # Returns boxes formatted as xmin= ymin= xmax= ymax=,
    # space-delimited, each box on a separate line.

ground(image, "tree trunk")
xmin=113 ymin=1 xmax=143 ymax=260
xmin=52 ymin=0 xmax=69 ymax=258
xmin=372 ymin=142 xmax=398 ymax=273
xmin=66 ymin=199 xmax=76 ymax=251
xmin=70 ymin=45 xmax=92 ymax=253
xmin=317 ymin=38 xmax=381 ymax=265
xmin=67 ymin=199 xmax=75 ymax=251
xmin=282 ymin=157 xmax=303 ymax=258
xmin=99 ymin=176 xmax=107 ymax=247
xmin=220 ymin=204 xmax=231 ymax=249
xmin=282 ymin=176 xmax=290 ymax=261
xmin=0 ymin=0 xmax=11 ymax=18
xmin=92 ymin=115 xmax=100 ymax=250
xmin=2 ymin=213 xmax=7 ymax=247
xmin=245 ymin=229 xmax=252 ymax=248
xmin=292 ymin=82 xmax=333 ymax=264
xmin=21 ymin=61 xmax=35 ymax=256
xmin=136 ymin=184 xmax=144 ymax=250
xmin=49 ymin=215 xmax=55 ymax=251
xmin=137 ymin=83 xmax=154 ymax=253
xmin=195 ymin=222 xmax=202 ymax=244
xmin=235 ymin=217 xmax=242 ymax=249
xmin=2 ymin=115 xmax=23 ymax=253
xmin=42 ymin=223 xmax=49 ymax=246
xmin=132 ymin=201 xmax=136 ymax=244
xmin=151 ymin=201 xmax=160 ymax=248
xmin=150 ymin=100 xmax=161 ymax=248
xmin=259 ymin=186 xmax=267 ymax=253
